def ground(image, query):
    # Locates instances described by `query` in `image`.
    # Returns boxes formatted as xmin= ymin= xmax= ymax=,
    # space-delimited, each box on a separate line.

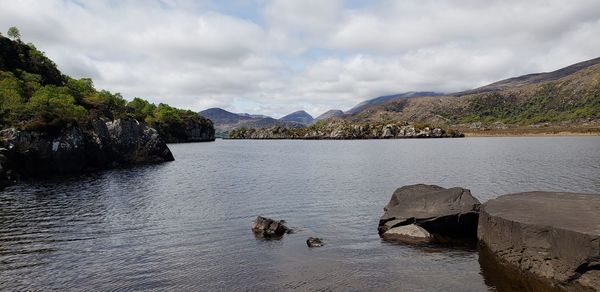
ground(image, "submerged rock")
xmin=382 ymin=224 xmax=433 ymax=244
xmin=478 ymin=192 xmax=600 ymax=291
xmin=378 ymin=184 xmax=481 ymax=242
xmin=306 ymin=237 xmax=324 ymax=247
xmin=251 ymin=216 xmax=289 ymax=238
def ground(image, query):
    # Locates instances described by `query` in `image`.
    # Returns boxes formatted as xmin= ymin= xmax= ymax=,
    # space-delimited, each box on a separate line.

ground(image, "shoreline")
xmin=462 ymin=129 xmax=600 ymax=137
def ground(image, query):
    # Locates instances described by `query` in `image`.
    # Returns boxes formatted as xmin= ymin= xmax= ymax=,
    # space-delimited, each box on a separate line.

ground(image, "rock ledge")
xmin=478 ymin=192 xmax=600 ymax=291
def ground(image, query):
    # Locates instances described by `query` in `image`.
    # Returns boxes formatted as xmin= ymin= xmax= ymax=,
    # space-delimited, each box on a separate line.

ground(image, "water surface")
xmin=1 ymin=137 xmax=599 ymax=291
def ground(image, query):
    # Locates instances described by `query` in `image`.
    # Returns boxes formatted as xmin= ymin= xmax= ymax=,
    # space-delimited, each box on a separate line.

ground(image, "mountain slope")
xmin=345 ymin=57 xmax=600 ymax=133
xmin=346 ymin=92 xmax=442 ymax=114
xmin=199 ymin=107 xmax=306 ymax=132
xmin=279 ymin=110 xmax=314 ymax=124
xmin=455 ymin=57 xmax=600 ymax=96
xmin=315 ymin=109 xmax=345 ymax=121
xmin=200 ymin=108 xmax=254 ymax=124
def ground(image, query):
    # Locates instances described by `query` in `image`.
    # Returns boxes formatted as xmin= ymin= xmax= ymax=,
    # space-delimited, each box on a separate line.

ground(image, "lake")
xmin=1 ymin=137 xmax=599 ymax=291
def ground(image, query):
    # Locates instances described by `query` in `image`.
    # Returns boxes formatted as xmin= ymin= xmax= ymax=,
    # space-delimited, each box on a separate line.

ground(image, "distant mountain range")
xmin=199 ymin=108 xmax=308 ymax=133
xmin=200 ymin=56 xmax=600 ymax=135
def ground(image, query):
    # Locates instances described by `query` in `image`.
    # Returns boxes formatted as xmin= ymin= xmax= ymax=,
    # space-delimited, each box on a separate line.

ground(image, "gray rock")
xmin=106 ymin=119 xmax=174 ymax=164
xmin=382 ymin=224 xmax=433 ymax=244
xmin=404 ymin=126 xmax=416 ymax=137
xmin=417 ymin=127 xmax=431 ymax=137
xmin=0 ymin=118 xmax=174 ymax=177
xmin=478 ymin=192 xmax=600 ymax=291
xmin=251 ymin=216 xmax=289 ymax=238
xmin=306 ymin=237 xmax=324 ymax=247
xmin=378 ymin=184 xmax=480 ymax=241
xmin=382 ymin=124 xmax=396 ymax=138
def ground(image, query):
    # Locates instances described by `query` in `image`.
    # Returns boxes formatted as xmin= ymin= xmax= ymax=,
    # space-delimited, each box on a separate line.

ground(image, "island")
xmin=0 ymin=34 xmax=215 ymax=187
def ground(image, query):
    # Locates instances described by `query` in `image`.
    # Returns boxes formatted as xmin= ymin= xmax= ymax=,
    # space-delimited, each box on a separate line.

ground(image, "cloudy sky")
xmin=1 ymin=0 xmax=599 ymax=117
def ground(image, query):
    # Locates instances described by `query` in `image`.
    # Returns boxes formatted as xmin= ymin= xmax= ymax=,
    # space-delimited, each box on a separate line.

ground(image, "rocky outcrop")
xmin=478 ymin=192 xmax=600 ymax=291
xmin=306 ymin=237 xmax=324 ymax=247
xmin=378 ymin=184 xmax=481 ymax=243
xmin=0 ymin=147 xmax=14 ymax=189
xmin=228 ymin=121 xmax=463 ymax=139
xmin=251 ymin=216 xmax=290 ymax=238
xmin=0 ymin=118 xmax=174 ymax=177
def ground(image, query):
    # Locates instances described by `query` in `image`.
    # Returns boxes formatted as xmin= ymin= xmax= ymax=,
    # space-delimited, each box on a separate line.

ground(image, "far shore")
xmin=462 ymin=128 xmax=600 ymax=137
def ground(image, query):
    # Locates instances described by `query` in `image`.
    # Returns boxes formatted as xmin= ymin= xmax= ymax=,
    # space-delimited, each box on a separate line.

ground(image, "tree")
xmin=7 ymin=26 xmax=20 ymax=41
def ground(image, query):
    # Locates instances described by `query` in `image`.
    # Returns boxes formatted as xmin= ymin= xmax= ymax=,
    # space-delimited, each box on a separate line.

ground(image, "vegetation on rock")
xmin=0 ymin=32 xmax=214 ymax=142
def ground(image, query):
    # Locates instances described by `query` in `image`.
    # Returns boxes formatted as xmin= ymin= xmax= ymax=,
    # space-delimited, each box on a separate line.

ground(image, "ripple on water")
xmin=0 ymin=137 xmax=599 ymax=291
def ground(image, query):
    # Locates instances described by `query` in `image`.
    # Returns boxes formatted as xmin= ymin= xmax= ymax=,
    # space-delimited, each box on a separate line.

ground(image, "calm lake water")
xmin=1 ymin=137 xmax=599 ymax=291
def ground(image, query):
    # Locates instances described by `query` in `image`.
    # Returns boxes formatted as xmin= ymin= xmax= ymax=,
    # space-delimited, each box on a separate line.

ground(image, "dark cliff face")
xmin=0 ymin=119 xmax=174 ymax=178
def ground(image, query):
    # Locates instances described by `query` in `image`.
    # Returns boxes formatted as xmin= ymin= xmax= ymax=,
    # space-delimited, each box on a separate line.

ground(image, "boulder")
xmin=478 ymin=192 xmax=600 ymax=291
xmin=306 ymin=237 xmax=324 ymax=247
xmin=106 ymin=119 xmax=174 ymax=164
xmin=404 ymin=126 xmax=416 ymax=137
xmin=382 ymin=224 xmax=434 ymax=244
xmin=378 ymin=184 xmax=481 ymax=241
xmin=251 ymin=216 xmax=289 ymax=238
xmin=382 ymin=124 xmax=395 ymax=138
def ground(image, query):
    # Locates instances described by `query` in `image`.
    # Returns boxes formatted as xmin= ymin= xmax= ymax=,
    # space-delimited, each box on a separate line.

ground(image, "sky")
xmin=1 ymin=0 xmax=599 ymax=118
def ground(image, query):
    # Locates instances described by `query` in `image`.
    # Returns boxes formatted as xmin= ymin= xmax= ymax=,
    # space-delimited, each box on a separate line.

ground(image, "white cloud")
xmin=0 ymin=0 xmax=598 ymax=118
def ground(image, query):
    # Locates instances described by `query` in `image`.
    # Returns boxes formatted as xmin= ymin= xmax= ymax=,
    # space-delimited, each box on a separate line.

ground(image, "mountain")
xmin=315 ymin=109 xmax=345 ymax=121
xmin=237 ymin=113 xmax=269 ymax=119
xmin=200 ymin=108 xmax=254 ymax=124
xmin=454 ymin=57 xmax=600 ymax=96
xmin=346 ymin=92 xmax=442 ymax=114
xmin=199 ymin=107 xmax=305 ymax=133
xmin=344 ymin=57 xmax=600 ymax=134
xmin=279 ymin=110 xmax=314 ymax=124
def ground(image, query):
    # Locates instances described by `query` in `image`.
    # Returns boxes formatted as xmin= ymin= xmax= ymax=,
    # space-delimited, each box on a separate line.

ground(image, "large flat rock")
xmin=379 ymin=184 xmax=481 ymax=241
xmin=478 ymin=192 xmax=600 ymax=291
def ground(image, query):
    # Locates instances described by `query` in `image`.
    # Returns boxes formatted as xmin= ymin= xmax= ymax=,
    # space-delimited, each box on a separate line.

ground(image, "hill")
xmin=200 ymin=108 xmax=305 ymax=134
xmin=0 ymin=35 xmax=214 ymax=143
xmin=0 ymin=35 xmax=214 ymax=183
xmin=344 ymin=58 xmax=600 ymax=135
xmin=346 ymin=92 xmax=442 ymax=114
xmin=279 ymin=110 xmax=314 ymax=124
xmin=315 ymin=109 xmax=344 ymax=121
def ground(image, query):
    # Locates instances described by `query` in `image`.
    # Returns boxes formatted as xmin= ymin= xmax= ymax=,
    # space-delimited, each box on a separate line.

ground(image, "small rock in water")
xmin=251 ymin=216 xmax=289 ymax=238
xmin=306 ymin=237 xmax=324 ymax=247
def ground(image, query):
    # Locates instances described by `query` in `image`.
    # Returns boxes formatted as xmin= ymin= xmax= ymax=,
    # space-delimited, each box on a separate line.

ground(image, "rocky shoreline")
xmin=478 ymin=192 xmax=600 ymax=291
xmin=249 ymin=184 xmax=599 ymax=290
xmin=0 ymin=118 xmax=174 ymax=188
xmin=378 ymin=184 xmax=600 ymax=291
xmin=228 ymin=121 xmax=464 ymax=139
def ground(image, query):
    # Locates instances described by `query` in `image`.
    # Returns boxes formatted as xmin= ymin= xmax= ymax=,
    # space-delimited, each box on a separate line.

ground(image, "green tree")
xmin=7 ymin=26 xmax=20 ymax=41
xmin=27 ymin=85 xmax=86 ymax=120
xmin=66 ymin=77 xmax=96 ymax=103
xmin=127 ymin=97 xmax=156 ymax=121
